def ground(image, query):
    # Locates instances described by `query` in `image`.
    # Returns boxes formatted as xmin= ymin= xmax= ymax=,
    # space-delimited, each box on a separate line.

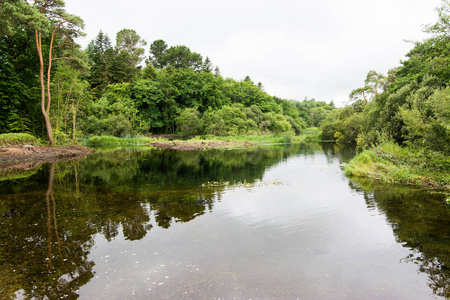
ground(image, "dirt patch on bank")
xmin=0 ymin=145 xmax=94 ymax=170
xmin=150 ymin=140 xmax=253 ymax=151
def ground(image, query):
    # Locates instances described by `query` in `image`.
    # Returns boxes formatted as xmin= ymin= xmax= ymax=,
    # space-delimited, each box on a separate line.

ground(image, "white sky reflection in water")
xmin=79 ymin=149 xmax=434 ymax=300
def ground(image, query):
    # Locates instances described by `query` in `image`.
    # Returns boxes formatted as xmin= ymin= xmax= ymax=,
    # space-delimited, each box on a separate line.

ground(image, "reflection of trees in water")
xmin=148 ymin=188 xmax=223 ymax=229
xmin=72 ymin=143 xmax=323 ymax=190
xmin=74 ymin=143 xmax=325 ymax=232
xmin=70 ymin=184 xmax=227 ymax=240
xmin=349 ymin=178 xmax=450 ymax=298
xmin=0 ymin=143 xmax=325 ymax=299
xmin=321 ymin=142 xmax=357 ymax=164
xmin=0 ymin=162 xmax=95 ymax=300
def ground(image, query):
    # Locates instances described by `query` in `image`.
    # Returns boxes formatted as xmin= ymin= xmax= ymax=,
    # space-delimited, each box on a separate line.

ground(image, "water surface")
xmin=0 ymin=143 xmax=449 ymax=299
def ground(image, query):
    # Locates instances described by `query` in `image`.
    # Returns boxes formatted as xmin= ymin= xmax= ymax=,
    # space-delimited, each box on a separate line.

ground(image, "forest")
xmin=1 ymin=0 xmax=449 ymax=188
xmin=0 ymin=0 xmax=334 ymax=146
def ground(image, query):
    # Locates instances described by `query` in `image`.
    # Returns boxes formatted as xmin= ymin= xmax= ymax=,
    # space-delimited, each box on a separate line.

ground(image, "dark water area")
xmin=0 ymin=143 xmax=449 ymax=299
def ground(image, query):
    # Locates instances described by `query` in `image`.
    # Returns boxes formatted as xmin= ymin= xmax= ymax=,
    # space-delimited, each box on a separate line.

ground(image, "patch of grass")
xmin=0 ymin=133 xmax=39 ymax=147
xmin=190 ymin=133 xmax=294 ymax=145
xmin=192 ymin=128 xmax=321 ymax=145
xmin=294 ymin=127 xmax=321 ymax=143
xmin=83 ymin=129 xmax=321 ymax=148
xmin=83 ymin=136 xmax=164 ymax=146
xmin=344 ymin=141 xmax=450 ymax=190
xmin=302 ymin=127 xmax=320 ymax=134
xmin=292 ymin=134 xmax=320 ymax=143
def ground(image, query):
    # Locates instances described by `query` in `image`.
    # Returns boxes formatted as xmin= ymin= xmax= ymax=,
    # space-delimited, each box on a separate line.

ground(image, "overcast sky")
xmin=65 ymin=0 xmax=442 ymax=107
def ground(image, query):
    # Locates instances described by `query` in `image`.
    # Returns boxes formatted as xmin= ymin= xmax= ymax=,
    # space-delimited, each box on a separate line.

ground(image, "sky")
xmin=65 ymin=0 xmax=442 ymax=107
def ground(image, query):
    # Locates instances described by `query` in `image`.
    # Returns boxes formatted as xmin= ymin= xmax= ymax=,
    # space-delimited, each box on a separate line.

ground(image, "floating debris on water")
xmin=201 ymin=180 xmax=230 ymax=187
xmin=201 ymin=179 xmax=283 ymax=188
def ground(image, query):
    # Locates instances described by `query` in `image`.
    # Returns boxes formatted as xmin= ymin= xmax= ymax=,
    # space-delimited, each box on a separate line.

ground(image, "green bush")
xmin=176 ymin=107 xmax=203 ymax=136
xmin=53 ymin=129 xmax=71 ymax=145
xmin=84 ymin=135 xmax=156 ymax=146
xmin=105 ymin=115 xmax=133 ymax=137
xmin=0 ymin=133 xmax=39 ymax=147
xmin=202 ymin=110 xmax=227 ymax=136
xmin=345 ymin=141 xmax=450 ymax=189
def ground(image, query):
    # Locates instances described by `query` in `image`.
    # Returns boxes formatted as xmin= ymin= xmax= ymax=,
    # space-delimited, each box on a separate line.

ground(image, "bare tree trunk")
xmin=72 ymin=103 xmax=77 ymax=141
xmin=36 ymin=30 xmax=54 ymax=145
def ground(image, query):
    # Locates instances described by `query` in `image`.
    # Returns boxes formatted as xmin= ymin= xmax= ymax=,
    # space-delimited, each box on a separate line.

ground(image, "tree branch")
xmin=52 ymin=57 xmax=75 ymax=61
xmin=53 ymin=42 xmax=75 ymax=48
xmin=41 ymin=0 xmax=50 ymax=13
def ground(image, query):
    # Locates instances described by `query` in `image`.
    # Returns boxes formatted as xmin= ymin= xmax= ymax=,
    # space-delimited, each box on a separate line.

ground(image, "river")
xmin=0 ymin=143 xmax=449 ymax=299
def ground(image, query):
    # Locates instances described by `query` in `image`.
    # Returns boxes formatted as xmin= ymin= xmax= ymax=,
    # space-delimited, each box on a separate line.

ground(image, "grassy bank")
xmin=187 ymin=129 xmax=321 ymax=144
xmin=83 ymin=136 xmax=161 ymax=146
xmin=344 ymin=141 xmax=450 ymax=190
xmin=190 ymin=133 xmax=293 ymax=144
xmin=296 ymin=127 xmax=321 ymax=143
xmin=83 ymin=134 xmax=293 ymax=147
xmin=1 ymin=128 xmax=321 ymax=148
xmin=0 ymin=133 xmax=39 ymax=147
xmin=83 ymin=129 xmax=321 ymax=147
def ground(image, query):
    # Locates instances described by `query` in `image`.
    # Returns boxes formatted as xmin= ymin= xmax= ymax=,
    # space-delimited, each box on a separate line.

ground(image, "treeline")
xmin=321 ymin=0 xmax=450 ymax=157
xmin=82 ymin=35 xmax=333 ymax=137
xmin=0 ymin=1 xmax=334 ymax=144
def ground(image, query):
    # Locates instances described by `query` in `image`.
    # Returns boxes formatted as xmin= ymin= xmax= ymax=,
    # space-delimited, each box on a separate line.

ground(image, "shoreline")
xmin=343 ymin=144 xmax=450 ymax=191
xmin=150 ymin=140 xmax=253 ymax=151
xmin=0 ymin=145 xmax=95 ymax=167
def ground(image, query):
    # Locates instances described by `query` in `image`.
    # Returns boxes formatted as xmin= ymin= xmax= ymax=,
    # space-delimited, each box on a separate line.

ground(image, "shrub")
xmin=176 ymin=107 xmax=203 ymax=136
xmin=202 ymin=111 xmax=227 ymax=136
xmin=106 ymin=115 xmax=133 ymax=137
xmin=0 ymin=133 xmax=39 ymax=147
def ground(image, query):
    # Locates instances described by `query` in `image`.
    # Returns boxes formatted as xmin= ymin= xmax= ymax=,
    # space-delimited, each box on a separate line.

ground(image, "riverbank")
xmin=83 ymin=131 xmax=320 ymax=148
xmin=0 ymin=130 xmax=320 ymax=167
xmin=343 ymin=142 xmax=450 ymax=191
xmin=150 ymin=140 xmax=253 ymax=150
xmin=87 ymin=134 xmax=309 ymax=150
xmin=0 ymin=145 xmax=95 ymax=166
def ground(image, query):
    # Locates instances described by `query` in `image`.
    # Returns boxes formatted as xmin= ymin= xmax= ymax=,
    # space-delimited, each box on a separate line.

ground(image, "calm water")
xmin=0 ymin=143 xmax=449 ymax=299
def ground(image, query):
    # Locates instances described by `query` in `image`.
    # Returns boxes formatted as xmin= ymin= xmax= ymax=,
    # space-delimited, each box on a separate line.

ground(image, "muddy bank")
xmin=150 ymin=140 xmax=253 ymax=151
xmin=0 ymin=145 xmax=94 ymax=169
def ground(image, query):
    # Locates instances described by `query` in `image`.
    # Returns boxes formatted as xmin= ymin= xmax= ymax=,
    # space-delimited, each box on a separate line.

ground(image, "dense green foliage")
xmin=321 ymin=1 xmax=450 ymax=156
xmin=322 ymin=1 xmax=450 ymax=188
xmin=325 ymin=10 xmax=450 ymax=142
xmin=0 ymin=133 xmax=38 ymax=147
xmin=0 ymin=3 xmax=43 ymax=136
xmin=78 ymin=54 xmax=333 ymax=137
xmin=0 ymin=0 xmax=87 ymax=145
xmin=0 ymin=1 xmax=334 ymax=143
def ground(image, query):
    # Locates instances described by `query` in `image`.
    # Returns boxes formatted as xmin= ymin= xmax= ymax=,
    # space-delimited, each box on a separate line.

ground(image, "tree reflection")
xmin=349 ymin=178 xmax=450 ymax=298
xmin=46 ymin=163 xmax=61 ymax=271
xmin=148 ymin=188 xmax=222 ymax=228
xmin=0 ymin=162 xmax=95 ymax=299
xmin=321 ymin=142 xmax=356 ymax=164
xmin=0 ymin=143 xmax=324 ymax=298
